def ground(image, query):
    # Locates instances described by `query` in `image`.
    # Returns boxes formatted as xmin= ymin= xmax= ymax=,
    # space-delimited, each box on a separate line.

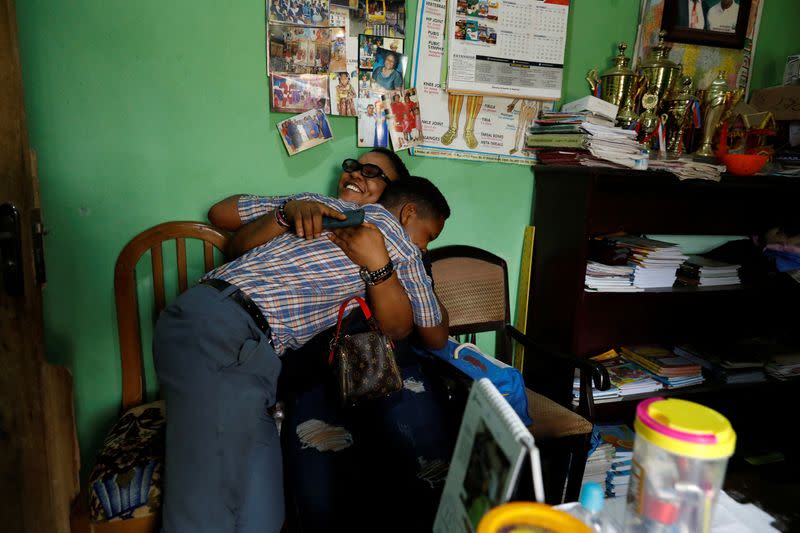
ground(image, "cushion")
xmin=525 ymin=389 xmax=592 ymax=440
xmin=88 ymin=400 xmax=165 ymax=522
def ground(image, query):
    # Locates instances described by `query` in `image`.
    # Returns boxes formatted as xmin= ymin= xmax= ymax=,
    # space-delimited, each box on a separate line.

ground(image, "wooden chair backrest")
xmin=114 ymin=221 xmax=228 ymax=411
xmin=428 ymin=245 xmax=512 ymax=361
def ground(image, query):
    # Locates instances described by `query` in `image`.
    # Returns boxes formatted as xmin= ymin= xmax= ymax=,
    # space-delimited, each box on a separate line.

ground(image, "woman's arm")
xmin=413 ymin=298 xmax=449 ymax=349
xmin=208 ymin=195 xmax=245 ymax=231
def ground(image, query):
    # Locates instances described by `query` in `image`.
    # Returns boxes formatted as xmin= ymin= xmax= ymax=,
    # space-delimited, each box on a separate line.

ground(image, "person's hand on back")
xmin=284 ymin=200 xmax=347 ymax=239
xmin=328 ymin=223 xmax=391 ymax=271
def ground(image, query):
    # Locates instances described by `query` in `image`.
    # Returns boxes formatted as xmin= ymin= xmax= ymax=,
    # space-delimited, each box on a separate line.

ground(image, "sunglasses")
xmin=341 ymin=159 xmax=391 ymax=186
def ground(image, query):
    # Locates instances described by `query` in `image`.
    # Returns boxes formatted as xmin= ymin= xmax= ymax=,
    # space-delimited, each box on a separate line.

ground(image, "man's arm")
xmin=328 ymin=223 xmax=414 ymax=339
xmin=413 ymin=298 xmax=449 ymax=349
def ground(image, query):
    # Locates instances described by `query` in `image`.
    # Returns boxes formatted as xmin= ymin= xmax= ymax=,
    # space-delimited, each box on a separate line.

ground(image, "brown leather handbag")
xmin=328 ymin=296 xmax=403 ymax=405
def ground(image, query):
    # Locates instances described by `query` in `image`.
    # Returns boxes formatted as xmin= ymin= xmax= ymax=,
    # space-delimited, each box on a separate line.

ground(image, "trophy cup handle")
xmin=586 ymin=69 xmax=599 ymax=92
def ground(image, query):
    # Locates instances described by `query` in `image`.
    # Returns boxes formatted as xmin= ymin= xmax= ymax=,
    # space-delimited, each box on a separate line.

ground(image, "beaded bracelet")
xmin=274 ymin=201 xmax=291 ymax=228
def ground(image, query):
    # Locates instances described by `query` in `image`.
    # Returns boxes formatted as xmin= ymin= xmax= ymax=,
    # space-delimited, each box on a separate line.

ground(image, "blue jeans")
xmin=154 ymin=284 xmax=283 ymax=533
xmin=281 ymin=341 xmax=455 ymax=532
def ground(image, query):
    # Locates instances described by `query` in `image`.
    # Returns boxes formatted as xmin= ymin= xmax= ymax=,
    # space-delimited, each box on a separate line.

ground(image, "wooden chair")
xmin=70 ymin=222 xmax=228 ymax=533
xmin=427 ymin=245 xmax=610 ymax=503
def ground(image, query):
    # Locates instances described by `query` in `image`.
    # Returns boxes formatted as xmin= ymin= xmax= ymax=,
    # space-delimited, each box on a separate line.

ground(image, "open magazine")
xmin=434 ymin=378 xmax=543 ymax=533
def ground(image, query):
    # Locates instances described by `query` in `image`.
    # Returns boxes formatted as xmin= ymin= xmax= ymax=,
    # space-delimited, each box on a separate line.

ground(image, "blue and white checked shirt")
xmin=205 ymin=193 xmax=442 ymax=355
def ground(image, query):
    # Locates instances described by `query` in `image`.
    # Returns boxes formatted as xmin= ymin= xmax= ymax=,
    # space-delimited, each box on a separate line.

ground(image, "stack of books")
xmin=764 ymin=347 xmax=800 ymax=380
xmin=584 ymin=261 xmax=639 ymax=292
xmin=677 ymin=256 xmax=742 ymax=287
xmin=674 ymin=344 xmax=767 ymax=384
xmin=582 ymin=437 xmax=614 ymax=487
xmin=614 ymin=236 xmax=688 ymax=289
xmin=620 ymin=345 xmax=704 ymax=389
xmin=572 ymin=349 xmax=662 ymax=406
xmin=594 ymin=424 xmax=635 ymax=498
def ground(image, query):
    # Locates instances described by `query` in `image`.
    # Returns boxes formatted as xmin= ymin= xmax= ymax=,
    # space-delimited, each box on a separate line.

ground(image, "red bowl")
xmin=720 ymin=153 xmax=769 ymax=176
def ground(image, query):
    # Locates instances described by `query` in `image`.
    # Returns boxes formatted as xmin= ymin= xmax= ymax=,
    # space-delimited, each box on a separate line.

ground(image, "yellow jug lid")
xmin=634 ymin=397 xmax=736 ymax=459
xmin=477 ymin=502 xmax=592 ymax=533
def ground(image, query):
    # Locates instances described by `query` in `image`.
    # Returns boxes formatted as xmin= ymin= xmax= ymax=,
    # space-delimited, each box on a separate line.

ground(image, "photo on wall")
xmin=358 ymin=34 xmax=404 ymax=69
xmin=383 ymin=88 xmax=423 ymax=151
xmin=660 ymin=0 xmax=752 ymax=48
xmin=277 ymin=109 xmax=334 ymax=155
xmin=349 ymin=0 xmax=406 ymax=37
xmin=356 ymin=96 xmax=390 ymax=148
xmin=268 ymin=0 xmax=330 ymax=26
xmin=271 ymin=73 xmax=331 ymax=114
xmin=330 ymin=27 xmax=348 ymax=71
xmin=329 ymin=71 xmax=358 ymax=116
xmin=268 ymin=25 xmax=332 ymax=74
xmin=368 ymin=47 xmax=407 ymax=93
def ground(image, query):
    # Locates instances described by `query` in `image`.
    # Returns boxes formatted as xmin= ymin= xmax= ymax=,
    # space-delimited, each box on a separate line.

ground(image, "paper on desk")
xmin=598 ymin=490 xmax=779 ymax=532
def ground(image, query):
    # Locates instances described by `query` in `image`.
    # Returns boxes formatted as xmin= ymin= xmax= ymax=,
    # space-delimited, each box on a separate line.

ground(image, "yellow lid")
xmin=634 ymin=398 xmax=736 ymax=459
xmin=477 ymin=502 xmax=592 ymax=533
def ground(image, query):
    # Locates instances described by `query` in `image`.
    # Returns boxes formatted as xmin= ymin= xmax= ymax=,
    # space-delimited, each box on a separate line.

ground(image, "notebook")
xmin=433 ymin=378 xmax=543 ymax=533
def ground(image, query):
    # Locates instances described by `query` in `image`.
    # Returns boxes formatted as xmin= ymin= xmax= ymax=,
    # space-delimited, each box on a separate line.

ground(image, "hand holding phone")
xmin=322 ymin=208 xmax=365 ymax=230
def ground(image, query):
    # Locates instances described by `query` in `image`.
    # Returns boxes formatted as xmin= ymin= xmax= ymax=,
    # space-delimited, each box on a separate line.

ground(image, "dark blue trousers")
xmin=154 ymin=284 xmax=283 ymax=533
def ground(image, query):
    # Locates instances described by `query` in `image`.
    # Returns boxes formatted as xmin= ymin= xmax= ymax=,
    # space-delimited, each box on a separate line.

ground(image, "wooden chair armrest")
xmin=505 ymin=325 xmax=610 ymax=391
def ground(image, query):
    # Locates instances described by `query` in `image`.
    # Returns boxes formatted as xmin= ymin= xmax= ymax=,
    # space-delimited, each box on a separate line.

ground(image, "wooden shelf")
xmin=523 ymin=165 xmax=799 ymax=413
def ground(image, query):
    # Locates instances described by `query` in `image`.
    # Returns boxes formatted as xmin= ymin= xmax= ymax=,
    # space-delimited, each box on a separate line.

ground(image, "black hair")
xmin=369 ymin=147 xmax=411 ymax=180
xmin=379 ymin=175 xmax=451 ymax=220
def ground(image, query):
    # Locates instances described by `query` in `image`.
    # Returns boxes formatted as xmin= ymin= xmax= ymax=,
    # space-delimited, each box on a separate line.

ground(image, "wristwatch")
xmin=360 ymin=259 xmax=394 ymax=286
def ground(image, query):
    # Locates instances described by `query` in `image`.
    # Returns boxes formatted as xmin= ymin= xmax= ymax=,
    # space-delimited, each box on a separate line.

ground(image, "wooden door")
xmin=0 ymin=0 xmax=79 ymax=531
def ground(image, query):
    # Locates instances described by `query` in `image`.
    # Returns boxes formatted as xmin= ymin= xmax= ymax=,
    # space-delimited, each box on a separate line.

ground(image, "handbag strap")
xmin=329 ymin=296 xmax=373 ymax=365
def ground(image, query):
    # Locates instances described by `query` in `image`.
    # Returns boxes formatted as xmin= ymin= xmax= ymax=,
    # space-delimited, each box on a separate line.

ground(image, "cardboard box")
xmin=750 ymin=85 xmax=800 ymax=121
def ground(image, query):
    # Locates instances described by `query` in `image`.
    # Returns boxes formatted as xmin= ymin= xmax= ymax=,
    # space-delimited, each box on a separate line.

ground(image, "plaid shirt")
xmin=204 ymin=193 xmax=442 ymax=355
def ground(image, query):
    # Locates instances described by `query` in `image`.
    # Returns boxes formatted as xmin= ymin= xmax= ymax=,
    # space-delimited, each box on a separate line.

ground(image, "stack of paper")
xmin=593 ymin=349 xmax=663 ymax=397
xmin=765 ymin=350 xmax=800 ymax=380
xmin=584 ymin=261 xmax=640 ymax=292
xmin=615 ymin=236 xmax=688 ymax=289
xmin=648 ymin=158 xmax=727 ymax=182
xmin=677 ymin=255 xmax=742 ymax=287
xmin=581 ymin=122 xmax=649 ymax=170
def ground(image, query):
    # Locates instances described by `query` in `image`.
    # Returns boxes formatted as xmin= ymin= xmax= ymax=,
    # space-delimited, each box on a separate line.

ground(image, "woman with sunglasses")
xmin=208 ymin=148 xmax=452 ymax=530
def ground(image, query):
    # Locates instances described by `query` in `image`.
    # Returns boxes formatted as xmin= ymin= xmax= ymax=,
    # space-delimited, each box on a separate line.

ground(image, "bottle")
xmin=577 ymin=482 xmax=607 ymax=532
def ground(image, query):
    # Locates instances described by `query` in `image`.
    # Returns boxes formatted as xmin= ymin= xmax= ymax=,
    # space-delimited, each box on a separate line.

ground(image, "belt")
xmin=201 ymin=278 xmax=272 ymax=338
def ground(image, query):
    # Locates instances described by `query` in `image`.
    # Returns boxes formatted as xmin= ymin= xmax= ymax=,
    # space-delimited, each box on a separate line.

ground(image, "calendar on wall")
xmin=446 ymin=0 xmax=569 ymax=99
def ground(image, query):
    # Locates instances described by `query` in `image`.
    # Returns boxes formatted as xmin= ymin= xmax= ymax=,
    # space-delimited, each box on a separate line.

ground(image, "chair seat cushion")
xmin=525 ymin=389 xmax=592 ymax=440
xmin=88 ymin=400 xmax=165 ymax=522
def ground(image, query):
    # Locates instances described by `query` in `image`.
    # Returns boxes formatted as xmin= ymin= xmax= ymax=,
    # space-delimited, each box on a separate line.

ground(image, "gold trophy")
xmin=587 ymin=42 xmax=643 ymax=127
xmin=639 ymin=30 xmax=681 ymax=104
xmin=693 ymin=71 xmax=745 ymax=159
xmin=638 ymin=92 xmax=660 ymax=151
xmin=663 ymin=75 xmax=695 ymax=157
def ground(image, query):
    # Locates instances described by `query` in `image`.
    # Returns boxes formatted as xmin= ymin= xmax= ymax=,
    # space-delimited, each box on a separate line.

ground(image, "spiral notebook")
xmin=434 ymin=378 xmax=544 ymax=533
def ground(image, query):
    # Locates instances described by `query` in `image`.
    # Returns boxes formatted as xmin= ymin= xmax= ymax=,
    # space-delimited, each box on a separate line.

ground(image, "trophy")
xmin=587 ymin=42 xmax=642 ymax=127
xmin=639 ymin=30 xmax=681 ymax=104
xmin=663 ymin=75 xmax=695 ymax=157
xmin=638 ymin=92 xmax=660 ymax=151
xmin=693 ymin=71 xmax=745 ymax=159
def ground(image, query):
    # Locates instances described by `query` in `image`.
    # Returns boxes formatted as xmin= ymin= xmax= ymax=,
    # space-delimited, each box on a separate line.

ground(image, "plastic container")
xmin=477 ymin=502 xmax=593 ymax=533
xmin=625 ymin=397 xmax=736 ymax=533
xmin=719 ymin=153 xmax=769 ymax=176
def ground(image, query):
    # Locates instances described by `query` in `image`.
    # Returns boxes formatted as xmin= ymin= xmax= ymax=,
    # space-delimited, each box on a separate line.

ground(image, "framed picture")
xmin=660 ymin=0 xmax=752 ymax=49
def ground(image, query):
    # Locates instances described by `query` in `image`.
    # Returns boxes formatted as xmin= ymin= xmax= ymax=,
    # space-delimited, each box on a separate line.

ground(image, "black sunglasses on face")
xmin=341 ymin=159 xmax=391 ymax=186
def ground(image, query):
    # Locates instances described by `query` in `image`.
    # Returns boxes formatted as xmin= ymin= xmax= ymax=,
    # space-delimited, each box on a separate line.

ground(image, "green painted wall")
xmin=14 ymin=0 xmax=798 ymax=474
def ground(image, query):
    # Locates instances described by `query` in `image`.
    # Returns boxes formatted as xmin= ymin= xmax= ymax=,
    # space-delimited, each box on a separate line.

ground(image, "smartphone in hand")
xmin=322 ymin=208 xmax=365 ymax=230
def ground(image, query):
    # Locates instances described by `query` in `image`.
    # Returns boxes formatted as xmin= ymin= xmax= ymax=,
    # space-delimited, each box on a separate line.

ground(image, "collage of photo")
xmin=267 ymin=0 xmax=413 ymax=153
xmin=454 ymin=0 xmax=498 ymax=45
xmin=455 ymin=0 xmax=499 ymax=20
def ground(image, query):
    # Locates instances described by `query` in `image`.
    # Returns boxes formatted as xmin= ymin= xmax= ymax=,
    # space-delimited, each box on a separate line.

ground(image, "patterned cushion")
xmin=88 ymin=400 xmax=165 ymax=522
